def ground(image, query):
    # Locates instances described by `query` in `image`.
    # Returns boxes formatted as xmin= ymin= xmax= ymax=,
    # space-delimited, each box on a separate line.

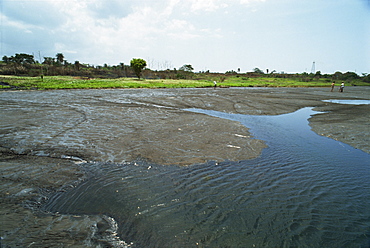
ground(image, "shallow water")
xmin=323 ymin=99 xmax=370 ymax=105
xmin=43 ymin=107 xmax=370 ymax=247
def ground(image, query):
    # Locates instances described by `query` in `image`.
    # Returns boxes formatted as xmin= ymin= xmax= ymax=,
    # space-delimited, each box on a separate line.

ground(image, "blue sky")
xmin=1 ymin=0 xmax=369 ymax=74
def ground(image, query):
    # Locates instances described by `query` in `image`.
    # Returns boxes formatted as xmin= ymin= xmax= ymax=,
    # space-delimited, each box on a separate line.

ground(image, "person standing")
xmin=331 ymin=82 xmax=335 ymax=92
xmin=339 ymin=82 xmax=344 ymax=92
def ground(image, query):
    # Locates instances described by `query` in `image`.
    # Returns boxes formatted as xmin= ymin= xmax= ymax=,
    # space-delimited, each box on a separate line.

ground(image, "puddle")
xmin=323 ymin=99 xmax=370 ymax=105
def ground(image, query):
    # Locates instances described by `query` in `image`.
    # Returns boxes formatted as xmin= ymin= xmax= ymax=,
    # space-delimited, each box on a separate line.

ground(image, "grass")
xmin=0 ymin=76 xmax=212 ymax=90
xmin=0 ymin=75 xmax=368 ymax=90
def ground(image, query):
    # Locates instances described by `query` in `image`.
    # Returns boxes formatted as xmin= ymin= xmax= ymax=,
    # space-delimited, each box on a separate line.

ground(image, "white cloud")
xmin=87 ymin=0 xmax=133 ymax=19
xmin=2 ymin=0 xmax=366 ymax=73
xmin=1 ymin=0 xmax=267 ymax=64
xmin=188 ymin=0 xmax=265 ymax=12
xmin=189 ymin=0 xmax=224 ymax=12
xmin=240 ymin=0 xmax=266 ymax=4
xmin=0 ymin=13 xmax=35 ymax=32
xmin=3 ymin=0 xmax=63 ymax=27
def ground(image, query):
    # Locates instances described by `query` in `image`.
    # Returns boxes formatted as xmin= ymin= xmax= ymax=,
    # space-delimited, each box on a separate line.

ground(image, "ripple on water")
xmin=43 ymin=107 xmax=370 ymax=247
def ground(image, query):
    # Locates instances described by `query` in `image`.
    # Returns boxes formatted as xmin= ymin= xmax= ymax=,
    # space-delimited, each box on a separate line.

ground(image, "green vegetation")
xmin=1 ymin=52 xmax=369 ymax=90
xmin=130 ymin=58 xmax=147 ymax=79
xmin=1 ymin=74 xmax=369 ymax=90
xmin=0 ymin=76 xmax=209 ymax=90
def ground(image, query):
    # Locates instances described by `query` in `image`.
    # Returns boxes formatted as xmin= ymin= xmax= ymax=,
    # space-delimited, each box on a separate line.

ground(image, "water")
xmin=43 ymin=107 xmax=370 ymax=247
xmin=322 ymin=99 xmax=370 ymax=105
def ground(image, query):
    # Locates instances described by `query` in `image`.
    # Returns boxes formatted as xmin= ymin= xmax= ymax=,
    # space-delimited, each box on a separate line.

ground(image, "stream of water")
xmin=43 ymin=107 xmax=370 ymax=247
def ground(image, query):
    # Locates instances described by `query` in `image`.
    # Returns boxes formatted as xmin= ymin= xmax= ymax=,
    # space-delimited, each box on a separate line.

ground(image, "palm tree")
xmin=56 ymin=53 xmax=64 ymax=64
xmin=43 ymin=57 xmax=54 ymax=65
xmin=74 ymin=61 xmax=80 ymax=71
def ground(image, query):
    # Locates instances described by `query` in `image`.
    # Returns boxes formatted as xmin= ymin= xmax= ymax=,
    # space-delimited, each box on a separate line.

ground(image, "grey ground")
xmin=1 ymin=87 xmax=369 ymax=247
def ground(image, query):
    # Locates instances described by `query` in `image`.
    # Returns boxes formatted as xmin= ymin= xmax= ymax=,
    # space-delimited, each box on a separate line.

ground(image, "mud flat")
xmin=1 ymin=87 xmax=369 ymax=247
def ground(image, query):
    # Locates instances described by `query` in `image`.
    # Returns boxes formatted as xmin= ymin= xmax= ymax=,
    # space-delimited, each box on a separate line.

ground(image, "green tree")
xmin=2 ymin=55 xmax=10 ymax=63
xmin=74 ymin=61 xmax=80 ymax=71
xmin=342 ymin=71 xmax=359 ymax=81
xmin=130 ymin=58 xmax=147 ymax=79
xmin=5 ymin=53 xmax=36 ymax=64
xmin=179 ymin=64 xmax=194 ymax=72
xmin=362 ymin=73 xmax=370 ymax=83
xmin=253 ymin=68 xmax=264 ymax=74
xmin=333 ymin=71 xmax=343 ymax=80
xmin=177 ymin=64 xmax=194 ymax=79
xmin=43 ymin=57 xmax=55 ymax=65
xmin=56 ymin=53 xmax=64 ymax=64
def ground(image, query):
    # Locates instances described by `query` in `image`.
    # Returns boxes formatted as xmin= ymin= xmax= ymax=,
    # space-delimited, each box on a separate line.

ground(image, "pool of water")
xmin=43 ymin=107 xmax=370 ymax=247
xmin=323 ymin=99 xmax=370 ymax=105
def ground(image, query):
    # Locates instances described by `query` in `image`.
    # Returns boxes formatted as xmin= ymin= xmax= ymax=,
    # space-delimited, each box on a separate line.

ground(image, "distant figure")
xmin=339 ymin=82 xmax=344 ymax=92
xmin=213 ymin=81 xmax=217 ymax=88
xmin=331 ymin=82 xmax=335 ymax=92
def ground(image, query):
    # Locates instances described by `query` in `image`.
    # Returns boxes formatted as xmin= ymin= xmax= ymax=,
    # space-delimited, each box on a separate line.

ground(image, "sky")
xmin=1 ymin=0 xmax=369 ymax=74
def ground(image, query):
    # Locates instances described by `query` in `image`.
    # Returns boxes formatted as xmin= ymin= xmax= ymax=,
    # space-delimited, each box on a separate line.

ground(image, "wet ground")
xmin=1 ymin=87 xmax=369 ymax=247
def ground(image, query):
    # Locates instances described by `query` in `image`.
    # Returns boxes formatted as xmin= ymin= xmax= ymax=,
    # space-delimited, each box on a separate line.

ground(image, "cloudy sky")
xmin=1 ymin=0 xmax=369 ymax=74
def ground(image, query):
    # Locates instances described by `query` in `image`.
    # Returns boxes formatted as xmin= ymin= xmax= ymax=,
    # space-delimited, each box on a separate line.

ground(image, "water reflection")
xmin=43 ymin=107 xmax=370 ymax=247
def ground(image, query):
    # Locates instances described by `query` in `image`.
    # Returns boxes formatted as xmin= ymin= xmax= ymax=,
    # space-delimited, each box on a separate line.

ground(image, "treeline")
xmin=1 ymin=53 xmax=136 ymax=78
xmin=0 ymin=53 xmax=199 ymax=80
xmin=1 ymin=53 xmax=369 ymax=83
